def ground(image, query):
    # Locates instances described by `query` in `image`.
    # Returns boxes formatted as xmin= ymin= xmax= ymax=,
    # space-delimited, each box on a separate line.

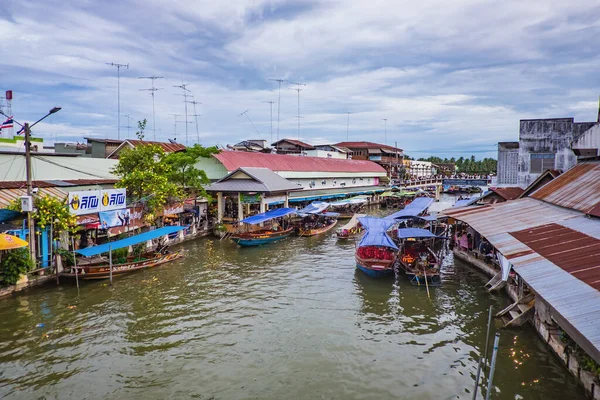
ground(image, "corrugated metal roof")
xmin=126 ymin=139 xmax=186 ymax=153
xmin=531 ymin=162 xmax=600 ymax=216
xmin=444 ymin=197 xmax=600 ymax=363
xmin=333 ymin=141 xmax=403 ymax=152
xmin=206 ymin=167 xmax=301 ymax=193
xmin=490 ymin=187 xmax=524 ymax=200
xmin=0 ymin=187 xmax=68 ymax=207
xmin=272 ymin=139 xmax=315 ymax=149
xmin=214 ymin=151 xmax=386 ymax=174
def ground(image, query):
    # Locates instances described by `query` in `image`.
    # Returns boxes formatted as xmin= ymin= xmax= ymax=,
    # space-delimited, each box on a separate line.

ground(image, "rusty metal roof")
xmin=444 ymin=197 xmax=600 ymax=363
xmin=0 ymin=187 xmax=68 ymax=208
xmin=271 ymin=139 xmax=315 ymax=149
xmin=490 ymin=187 xmax=524 ymax=201
xmin=531 ymin=161 xmax=600 ymax=217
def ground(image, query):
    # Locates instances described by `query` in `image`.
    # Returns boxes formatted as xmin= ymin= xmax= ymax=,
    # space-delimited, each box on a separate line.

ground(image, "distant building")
xmin=433 ymin=162 xmax=456 ymax=175
xmin=54 ymin=142 xmax=89 ymax=156
xmin=304 ymin=145 xmax=349 ymax=159
xmin=402 ymin=160 xmax=433 ymax=177
xmin=83 ymin=137 xmax=124 ymax=158
xmin=497 ymin=142 xmax=519 ymax=185
xmin=271 ymin=139 xmax=315 ymax=155
xmin=227 ymin=139 xmax=270 ymax=153
xmin=517 ymin=118 xmax=596 ymax=188
xmin=572 ymin=123 xmax=600 ymax=160
xmin=333 ymin=141 xmax=404 ymax=178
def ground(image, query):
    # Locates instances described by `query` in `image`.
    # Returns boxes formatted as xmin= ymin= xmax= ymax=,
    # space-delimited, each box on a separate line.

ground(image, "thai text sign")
xmin=68 ymin=188 xmax=127 ymax=215
xmin=240 ymin=194 xmax=261 ymax=204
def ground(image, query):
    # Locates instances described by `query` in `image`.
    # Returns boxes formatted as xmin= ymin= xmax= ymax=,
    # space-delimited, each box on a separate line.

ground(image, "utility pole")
xmin=345 ymin=112 xmax=351 ymax=141
xmin=289 ymin=82 xmax=306 ymax=140
xmin=269 ymin=79 xmax=286 ymax=141
xmin=186 ymin=99 xmax=202 ymax=144
xmin=238 ymin=110 xmax=261 ymax=138
xmin=121 ymin=113 xmax=133 ymax=138
xmin=138 ymin=76 xmax=164 ymax=141
xmin=382 ymin=118 xmax=388 ymax=145
xmin=174 ymin=82 xmax=191 ymax=145
xmin=106 ymin=62 xmax=129 ymax=140
xmin=263 ymin=101 xmax=274 ymax=144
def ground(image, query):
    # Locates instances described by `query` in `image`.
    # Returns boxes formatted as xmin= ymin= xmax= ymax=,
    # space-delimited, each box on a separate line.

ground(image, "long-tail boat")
xmin=396 ymin=227 xmax=445 ymax=286
xmin=355 ymin=216 xmax=398 ymax=278
xmin=296 ymin=202 xmax=339 ymax=236
xmin=231 ymin=208 xmax=297 ymax=247
xmin=336 ymin=213 xmax=366 ymax=239
xmin=61 ymin=226 xmax=186 ymax=281
xmin=329 ymin=197 xmax=368 ymax=219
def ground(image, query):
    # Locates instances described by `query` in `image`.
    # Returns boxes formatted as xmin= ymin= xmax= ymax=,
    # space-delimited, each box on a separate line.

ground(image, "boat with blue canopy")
xmin=328 ymin=197 xmax=368 ymax=219
xmin=61 ymin=226 xmax=186 ymax=281
xmin=385 ymin=197 xmax=434 ymax=220
xmin=395 ymin=227 xmax=447 ymax=286
xmin=296 ymin=202 xmax=339 ymax=236
xmin=355 ymin=217 xmax=398 ymax=278
xmin=231 ymin=207 xmax=297 ymax=247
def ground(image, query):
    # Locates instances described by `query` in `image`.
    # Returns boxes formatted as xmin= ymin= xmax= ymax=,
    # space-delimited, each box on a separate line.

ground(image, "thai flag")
xmin=1 ymin=116 xmax=14 ymax=130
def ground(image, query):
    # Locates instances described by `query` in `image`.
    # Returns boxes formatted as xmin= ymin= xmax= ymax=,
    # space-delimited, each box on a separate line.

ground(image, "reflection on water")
xmin=0 ymin=226 xmax=586 ymax=399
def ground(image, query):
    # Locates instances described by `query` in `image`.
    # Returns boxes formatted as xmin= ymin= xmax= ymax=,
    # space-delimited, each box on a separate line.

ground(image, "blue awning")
xmin=396 ymin=228 xmax=446 ymax=239
xmin=385 ymin=197 xmax=434 ymax=220
xmin=358 ymin=216 xmax=398 ymax=250
xmin=240 ymin=207 xmax=297 ymax=225
xmin=298 ymin=202 xmax=330 ymax=215
xmin=75 ymin=226 xmax=185 ymax=257
xmin=0 ymin=209 xmax=23 ymax=223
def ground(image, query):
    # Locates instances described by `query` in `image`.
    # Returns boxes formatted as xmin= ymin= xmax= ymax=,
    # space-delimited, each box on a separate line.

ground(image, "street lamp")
xmin=0 ymin=106 xmax=62 ymax=264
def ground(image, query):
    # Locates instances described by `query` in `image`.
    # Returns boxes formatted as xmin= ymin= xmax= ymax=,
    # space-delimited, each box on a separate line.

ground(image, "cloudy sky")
xmin=1 ymin=0 xmax=600 ymax=158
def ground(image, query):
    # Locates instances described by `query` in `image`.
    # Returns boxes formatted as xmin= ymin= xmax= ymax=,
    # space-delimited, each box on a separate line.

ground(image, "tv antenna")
xmin=382 ymin=118 xmax=388 ymax=145
xmin=186 ymin=99 xmax=202 ymax=144
xmin=269 ymin=78 xmax=287 ymax=141
xmin=138 ymin=76 xmax=163 ymax=141
xmin=170 ymin=113 xmax=180 ymax=141
xmin=289 ymin=82 xmax=306 ymax=140
xmin=263 ymin=101 xmax=274 ymax=144
xmin=238 ymin=110 xmax=260 ymax=138
xmin=106 ymin=62 xmax=129 ymax=139
xmin=345 ymin=112 xmax=351 ymax=141
xmin=174 ymin=82 xmax=191 ymax=145
xmin=121 ymin=113 xmax=133 ymax=139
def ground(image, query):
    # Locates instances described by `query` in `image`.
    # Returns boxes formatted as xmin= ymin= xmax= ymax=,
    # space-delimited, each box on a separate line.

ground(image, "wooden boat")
xmin=396 ymin=228 xmax=443 ymax=286
xmin=354 ymin=216 xmax=398 ymax=278
xmin=336 ymin=213 xmax=365 ymax=239
xmin=231 ymin=207 xmax=297 ymax=247
xmin=61 ymin=226 xmax=187 ymax=282
xmin=297 ymin=219 xmax=338 ymax=237
xmin=329 ymin=197 xmax=368 ymax=219
xmin=231 ymin=226 xmax=294 ymax=247
xmin=61 ymin=250 xmax=184 ymax=280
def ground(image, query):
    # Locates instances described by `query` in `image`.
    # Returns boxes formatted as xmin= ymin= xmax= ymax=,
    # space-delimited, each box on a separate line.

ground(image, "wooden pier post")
xmin=109 ymin=245 xmax=113 ymax=286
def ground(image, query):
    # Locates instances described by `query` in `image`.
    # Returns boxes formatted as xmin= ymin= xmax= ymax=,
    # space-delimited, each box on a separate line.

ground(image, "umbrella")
xmin=0 ymin=234 xmax=28 ymax=250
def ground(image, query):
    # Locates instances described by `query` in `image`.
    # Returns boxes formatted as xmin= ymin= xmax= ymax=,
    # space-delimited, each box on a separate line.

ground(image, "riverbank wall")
xmin=454 ymin=248 xmax=600 ymax=399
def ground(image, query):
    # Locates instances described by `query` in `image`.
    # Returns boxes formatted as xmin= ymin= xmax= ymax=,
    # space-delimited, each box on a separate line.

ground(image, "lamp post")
xmin=0 ymin=107 xmax=62 ymax=264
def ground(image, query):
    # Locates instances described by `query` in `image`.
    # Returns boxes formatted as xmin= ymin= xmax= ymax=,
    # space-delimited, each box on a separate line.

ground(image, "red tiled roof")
xmin=490 ymin=187 xmax=524 ymax=201
xmin=333 ymin=141 xmax=403 ymax=152
xmin=272 ymin=139 xmax=315 ymax=149
xmin=214 ymin=151 xmax=386 ymax=173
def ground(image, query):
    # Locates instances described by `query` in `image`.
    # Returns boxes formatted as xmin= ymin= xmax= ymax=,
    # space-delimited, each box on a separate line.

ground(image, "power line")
xmin=289 ymin=82 xmax=306 ymax=140
xmin=238 ymin=110 xmax=260 ymax=137
xmin=174 ymin=82 xmax=191 ymax=145
xmin=269 ymin=78 xmax=286 ymax=141
xmin=106 ymin=62 xmax=129 ymax=140
xmin=263 ymin=101 xmax=274 ymax=144
xmin=138 ymin=76 xmax=164 ymax=141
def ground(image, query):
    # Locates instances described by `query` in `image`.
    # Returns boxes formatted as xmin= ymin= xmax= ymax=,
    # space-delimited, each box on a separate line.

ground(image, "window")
xmin=530 ymin=153 xmax=555 ymax=173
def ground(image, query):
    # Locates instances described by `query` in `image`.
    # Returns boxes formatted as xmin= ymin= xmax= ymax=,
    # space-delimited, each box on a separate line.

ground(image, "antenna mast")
xmin=382 ymin=118 xmax=388 ymax=145
xmin=289 ymin=82 xmax=306 ymax=140
xmin=121 ymin=113 xmax=133 ymax=139
xmin=238 ymin=110 xmax=260 ymax=138
xmin=263 ymin=101 xmax=274 ymax=144
xmin=138 ymin=76 xmax=164 ymax=141
xmin=345 ymin=112 xmax=351 ymax=141
xmin=106 ymin=62 xmax=129 ymax=140
xmin=269 ymin=79 xmax=286 ymax=141
xmin=186 ymin=99 xmax=202 ymax=144
xmin=174 ymin=82 xmax=191 ymax=145
xmin=171 ymin=113 xmax=180 ymax=141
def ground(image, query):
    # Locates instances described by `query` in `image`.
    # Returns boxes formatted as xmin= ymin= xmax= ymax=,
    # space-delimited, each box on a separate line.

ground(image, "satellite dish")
xmin=168 ymin=138 xmax=177 ymax=144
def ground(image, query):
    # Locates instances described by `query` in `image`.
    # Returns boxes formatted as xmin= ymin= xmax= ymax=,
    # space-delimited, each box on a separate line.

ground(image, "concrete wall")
xmin=303 ymin=149 xmax=347 ymax=159
xmin=517 ymin=118 xmax=596 ymax=188
xmin=497 ymin=143 xmax=519 ymax=185
xmin=572 ymin=123 xmax=600 ymax=157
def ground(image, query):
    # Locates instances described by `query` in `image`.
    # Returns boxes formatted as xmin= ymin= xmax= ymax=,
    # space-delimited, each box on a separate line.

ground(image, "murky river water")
xmin=0 ymin=204 xmax=587 ymax=399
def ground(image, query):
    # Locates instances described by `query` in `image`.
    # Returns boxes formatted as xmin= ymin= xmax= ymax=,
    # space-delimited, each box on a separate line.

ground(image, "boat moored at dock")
xmin=355 ymin=216 xmax=398 ymax=278
xmin=336 ymin=213 xmax=366 ymax=239
xmin=231 ymin=208 xmax=297 ymax=247
xmin=395 ymin=227 xmax=446 ymax=286
xmin=296 ymin=202 xmax=340 ymax=237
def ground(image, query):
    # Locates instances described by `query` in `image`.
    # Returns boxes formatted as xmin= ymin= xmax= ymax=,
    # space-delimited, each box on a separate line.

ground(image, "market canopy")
xmin=298 ymin=201 xmax=329 ymax=215
xmin=240 ymin=207 xmax=297 ymax=225
xmin=75 ymin=226 xmax=185 ymax=257
xmin=358 ymin=216 xmax=398 ymax=250
xmin=329 ymin=198 xmax=367 ymax=207
xmin=0 ymin=234 xmax=28 ymax=250
xmin=396 ymin=228 xmax=446 ymax=239
xmin=385 ymin=197 xmax=434 ymax=220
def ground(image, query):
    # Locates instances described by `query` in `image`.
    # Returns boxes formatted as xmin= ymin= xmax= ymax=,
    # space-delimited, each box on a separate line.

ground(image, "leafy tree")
xmin=415 ymin=155 xmax=497 ymax=174
xmin=112 ymin=143 xmax=182 ymax=215
xmin=1 ymin=248 xmax=34 ymax=285
xmin=136 ymin=119 xmax=147 ymax=141
xmin=164 ymin=144 xmax=219 ymax=196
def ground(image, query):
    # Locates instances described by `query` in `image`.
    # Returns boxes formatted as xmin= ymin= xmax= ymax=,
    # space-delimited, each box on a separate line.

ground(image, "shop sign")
xmin=241 ymin=194 xmax=261 ymax=204
xmin=99 ymin=209 xmax=131 ymax=229
xmin=68 ymin=188 xmax=127 ymax=215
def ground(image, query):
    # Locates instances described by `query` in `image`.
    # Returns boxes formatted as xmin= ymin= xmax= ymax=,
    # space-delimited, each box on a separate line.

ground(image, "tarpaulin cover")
xmin=358 ymin=216 xmax=398 ymax=250
xmin=75 ymin=226 xmax=185 ymax=257
xmin=385 ymin=197 xmax=434 ymax=220
xmin=240 ymin=207 xmax=297 ymax=225
xmin=497 ymin=252 xmax=512 ymax=281
xmin=453 ymin=199 xmax=472 ymax=208
xmin=329 ymin=198 xmax=367 ymax=206
xmin=396 ymin=228 xmax=445 ymax=239
xmin=298 ymin=202 xmax=329 ymax=215
xmin=0 ymin=209 xmax=22 ymax=223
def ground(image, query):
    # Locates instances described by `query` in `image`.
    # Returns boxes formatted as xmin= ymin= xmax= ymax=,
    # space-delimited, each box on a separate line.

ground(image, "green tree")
xmin=136 ymin=119 xmax=147 ymax=141
xmin=164 ymin=144 xmax=219 ymax=196
xmin=112 ymin=143 xmax=182 ymax=215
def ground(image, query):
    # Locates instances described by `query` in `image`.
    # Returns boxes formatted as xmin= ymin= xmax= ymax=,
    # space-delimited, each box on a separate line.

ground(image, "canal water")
xmin=0 ymin=206 xmax=587 ymax=399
